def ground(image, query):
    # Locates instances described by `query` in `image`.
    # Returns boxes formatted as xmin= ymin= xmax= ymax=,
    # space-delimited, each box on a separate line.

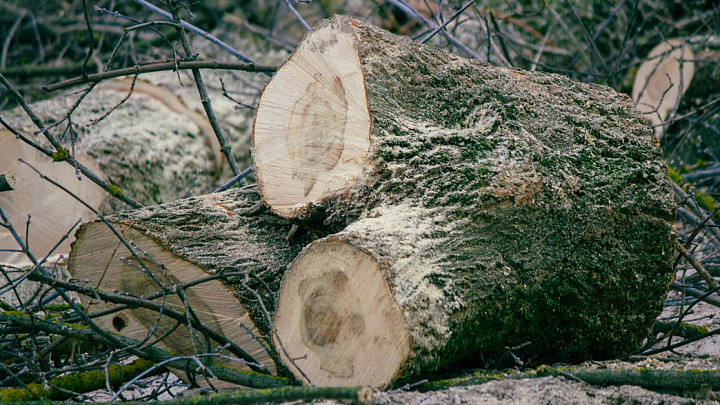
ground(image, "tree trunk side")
xmin=274 ymin=200 xmax=675 ymax=387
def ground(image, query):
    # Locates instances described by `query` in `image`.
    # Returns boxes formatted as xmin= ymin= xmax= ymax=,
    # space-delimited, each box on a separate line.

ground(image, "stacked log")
xmin=68 ymin=15 xmax=676 ymax=389
xmin=252 ymin=15 xmax=676 ymax=387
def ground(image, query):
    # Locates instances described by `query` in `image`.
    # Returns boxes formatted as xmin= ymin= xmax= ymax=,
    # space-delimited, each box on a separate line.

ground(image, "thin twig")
xmin=674 ymin=239 xmax=720 ymax=291
xmin=166 ymin=1 xmax=242 ymax=176
xmin=134 ymin=0 xmax=258 ymax=65
xmin=284 ymin=0 xmax=311 ymax=31
xmin=420 ymin=0 xmax=474 ymax=44
xmin=385 ymin=0 xmax=484 ymax=61
xmin=212 ymin=166 xmax=253 ymax=193
xmin=1 ymin=9 xmax=27 ymax=70
xmin=43 ymin=60 xmax=277 ymax=92
xmin=80 ymin=0 xmax=96 ymax=78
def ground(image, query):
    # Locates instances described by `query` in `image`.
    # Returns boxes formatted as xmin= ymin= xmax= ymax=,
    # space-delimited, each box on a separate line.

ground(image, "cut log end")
xmin=632 ymin=38 xmax=695 ymax=139
xmin=252 ymin=18 xmax=371 ymax=218
xmin=274 ymin=240 xmax=410 ymax=387
xmin=69 ymin=221 xmax=277 ymax=377
xmin=0 ymin=130 xmax=105 ymax=266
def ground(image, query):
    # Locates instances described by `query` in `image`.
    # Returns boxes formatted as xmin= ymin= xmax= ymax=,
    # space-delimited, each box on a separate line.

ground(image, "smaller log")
xmin=274 ymin=200 xmax=675 ymax=388
xmin=69 ymin=187 xmax=313 ymax=381
xmin=1 ymin=70 xmax=256 ymax=267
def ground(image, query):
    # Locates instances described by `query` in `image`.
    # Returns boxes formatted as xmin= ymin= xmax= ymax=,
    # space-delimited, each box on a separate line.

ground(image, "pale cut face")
xmin=253 ymin=19 xmax=371 ymax=218
xmin=70 ymin=222 xmax=276 ymax=376
xmin=0 ymin=130 xmax=105 ymax=267
xmin=632 ymin=39 xmax=694 ymax=139
xmin=273 ymin=240 xmax=410 ymax=387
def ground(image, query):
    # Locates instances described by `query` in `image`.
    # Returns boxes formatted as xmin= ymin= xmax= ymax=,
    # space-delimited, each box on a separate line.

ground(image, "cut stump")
xmin=69 ymin=187 xmax=313 ymax=381
xmin=265 ymin=16 xmax=677 ymax=387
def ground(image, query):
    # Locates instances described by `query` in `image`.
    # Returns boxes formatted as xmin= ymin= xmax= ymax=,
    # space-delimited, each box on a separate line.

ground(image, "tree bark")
xmin=68 ymin=187 xmax=313 ymax=379
xmin=262 ymin=15 xmax=677 ymax=388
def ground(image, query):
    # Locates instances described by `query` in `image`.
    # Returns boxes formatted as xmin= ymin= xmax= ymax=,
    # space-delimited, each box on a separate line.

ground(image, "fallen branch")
xmin=0 ymin=311 xmax=288 ymax=389
xmin=12 ymin=386 xmax=371 ymax=405
xmin=43 ymin=60 xmax=277 ymax=92
xmin=0 ymin=358 xmax=158 ymax=403
xmin=421 ymin=366 xmax=720 ymax=392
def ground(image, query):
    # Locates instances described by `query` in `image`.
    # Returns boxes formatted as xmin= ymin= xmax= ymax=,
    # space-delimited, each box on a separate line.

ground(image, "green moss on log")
xmin=0 ymin=358 xmax=157 ymax=402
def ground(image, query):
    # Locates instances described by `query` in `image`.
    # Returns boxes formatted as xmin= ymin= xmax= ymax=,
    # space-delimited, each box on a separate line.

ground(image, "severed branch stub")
xmin=0 ymin=172 xmax=17 ymax=192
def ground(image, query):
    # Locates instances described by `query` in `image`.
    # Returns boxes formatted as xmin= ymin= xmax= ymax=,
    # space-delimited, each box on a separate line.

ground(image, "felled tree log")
xmin=262 ymin=16 xmax=677 ymax=387
xmin=69 ymin=187 xmax=313 ymax=379
xmin=0 ymin=81 xmax=217 ymax=268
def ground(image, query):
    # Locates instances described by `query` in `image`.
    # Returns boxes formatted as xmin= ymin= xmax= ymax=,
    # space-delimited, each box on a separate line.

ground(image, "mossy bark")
xmin=275 ymin=199 xmax=675 ymax=386
xmin=0 ymin=358 xmax=157 ymax=402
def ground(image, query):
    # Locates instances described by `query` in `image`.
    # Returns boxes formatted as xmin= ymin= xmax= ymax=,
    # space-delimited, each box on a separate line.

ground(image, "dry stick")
xmin=674 ymin=239 xmax=720 ymax=291
xmin=488 ymin=12 xmax=514 ymax=66
xmin=43 ymin=60 xmax=277 ymax=92
xmin=670 ymin=281 xmax=720 ymax=308
xmin=673 ymin=183 xmax=720 ymax=243
xmin=0 ymin=9 xmax=27 ymax=70
xmin=563 ymin=0 xmax=609 ymax=83
xmin=284 ymin=0 xmax=311 ymax=31
xmin=641 ymin=325 xmax=720 ymax=356
xmin=529 ymin=26 xmax=552 ymax=72
xmin=166 ymin=2 xmax=242 ymax=177
xmin=0 ymin=74 xmax=142 ymax=209
xmin=223 ymin=14 xmax=297 ymax=51
xmin=384 ymin=0 xmax=484 ymax=61
xmin=212 ymin=166 xmax=253 ymax=193
xmin=473 ymin=6 xmax=511 ymax=67
xmin=547 ymin=5 xmax=593 ymax=73
xmin=79 ymin=0 xmax=96 ymax=78
xmin=135 ymin=0 xmax=258 ymax=65
xmin=567 ymin=0 xmax=629 ymax=75
xmin=419 ymin=0 xmax=474 ymax=44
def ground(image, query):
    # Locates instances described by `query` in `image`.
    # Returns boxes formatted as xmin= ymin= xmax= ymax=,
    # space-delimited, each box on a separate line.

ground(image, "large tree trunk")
xmin=251 ymin=15 xmax=675 ymax=228
xmin=257 ymin=15 xmax=677 ymax=387
xmin=68 ymin=187 xmax=314 ymax=380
